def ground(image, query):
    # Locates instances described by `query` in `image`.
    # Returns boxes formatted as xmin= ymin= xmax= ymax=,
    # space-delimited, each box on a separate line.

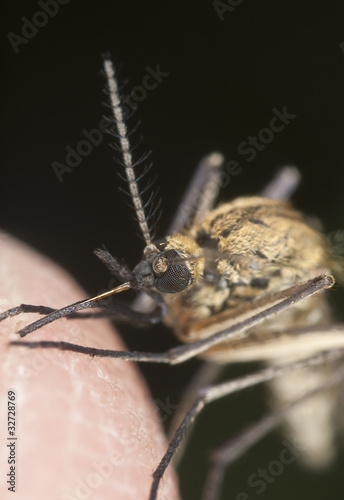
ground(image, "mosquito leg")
xmin=168 ymin=361 xmax=224 ymax=465
xmin=10 ymin=339 xmax=171 ymax=363
xmin=10 ymin=276 xmax=339 ymax=364
xmin=2 ymin=285 xmax=164 ymax=337
xmin=261 ymin=166 xmax=301 ymax=200
xmin=0 ymin=303 xmax=140 ymax=322
xmin=0 ymin=304 xmax=56 ymax=321
xmin=168 ymin=360 xmax=223 ymax=438
xmin=168 ymin=152 xmax=225 ymax=234
xmin=17 ymin=300 xmax=163 ymax=337
xmin=201 ymin=362 xmax=344 ymax=500
xmin=0 ymin=303 xmax=162 ymax=323
xmin=149 ymin=349 xmax=344 ymax=500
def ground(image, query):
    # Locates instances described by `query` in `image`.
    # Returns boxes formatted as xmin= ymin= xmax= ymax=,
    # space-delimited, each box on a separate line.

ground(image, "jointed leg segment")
xmin=5 ymin=275 xmax=336 ymax=360
xmin=152 ymin=349 xmax=344 ymax=500
xmin=2 ymin=273 xmax=344 ymax=500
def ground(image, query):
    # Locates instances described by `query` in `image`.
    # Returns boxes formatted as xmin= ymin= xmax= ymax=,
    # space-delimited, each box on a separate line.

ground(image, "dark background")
xmin=2 ymin=1 xmax=344 ymax=499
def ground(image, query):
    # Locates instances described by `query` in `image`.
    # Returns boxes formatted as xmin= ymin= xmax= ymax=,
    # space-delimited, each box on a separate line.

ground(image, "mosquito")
xmin=1 ymin=54 xmax=344 ymax=500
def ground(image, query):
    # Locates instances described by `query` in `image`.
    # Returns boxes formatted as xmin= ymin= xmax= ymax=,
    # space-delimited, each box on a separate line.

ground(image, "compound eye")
xmin=154 ymin=250 xmax=192 ymax=294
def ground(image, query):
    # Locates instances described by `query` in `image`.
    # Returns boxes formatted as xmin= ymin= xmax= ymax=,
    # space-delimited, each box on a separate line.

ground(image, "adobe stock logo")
xmin=235 ymin=439 xmax=305 ymax=500
xmin=213 ymin=0 xmax=244 ymax=21
xmin=237 ymin=106 xmax=297 ymax=162
xmin=7 ymin=0 xmax=71 ymax=54
xmin=51 ymin=64 xmax=170 ymax=183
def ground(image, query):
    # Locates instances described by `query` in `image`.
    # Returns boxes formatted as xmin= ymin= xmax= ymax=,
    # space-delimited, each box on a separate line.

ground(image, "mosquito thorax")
xmin=133 ymin=234 xmax=204 ymax=294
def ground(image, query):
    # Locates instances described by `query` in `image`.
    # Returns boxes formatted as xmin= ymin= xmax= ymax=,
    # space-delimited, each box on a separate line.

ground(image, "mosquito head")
xmin=133 ymin=234 xmax=204 ymax=294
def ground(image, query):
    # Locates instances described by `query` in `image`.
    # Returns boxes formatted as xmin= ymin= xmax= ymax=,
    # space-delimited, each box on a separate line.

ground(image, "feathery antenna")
xmin=102 ymin=56 xmax=154 ymax=247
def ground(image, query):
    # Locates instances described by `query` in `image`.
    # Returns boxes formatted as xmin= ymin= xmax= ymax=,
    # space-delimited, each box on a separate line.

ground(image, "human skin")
xmin=0 ymin=232 xmax=179 ymax=500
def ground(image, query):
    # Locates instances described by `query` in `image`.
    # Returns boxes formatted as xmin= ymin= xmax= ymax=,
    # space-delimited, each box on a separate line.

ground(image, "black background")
xmin=2 ymin=1 xmax=344 ymax=499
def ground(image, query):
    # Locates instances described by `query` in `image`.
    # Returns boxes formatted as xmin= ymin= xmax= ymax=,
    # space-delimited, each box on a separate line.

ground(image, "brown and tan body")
xmin=161 ymin=195 xmax=339 ymax=468
xmin=164 ymin=196 xmax=330 ymax=350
